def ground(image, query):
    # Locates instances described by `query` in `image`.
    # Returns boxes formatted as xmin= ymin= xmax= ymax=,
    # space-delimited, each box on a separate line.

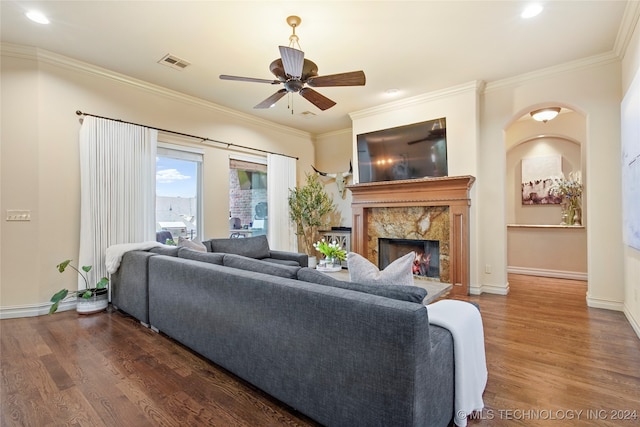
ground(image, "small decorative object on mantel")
xmin=550 ymin=171 xmax=583 ymax=226
xmin=313 ymin=239 xmax=347 ymax=270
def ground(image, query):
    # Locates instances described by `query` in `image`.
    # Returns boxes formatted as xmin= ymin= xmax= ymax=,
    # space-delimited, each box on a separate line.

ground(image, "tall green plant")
xmin=288 ymin=173 xmax=335 ymax=255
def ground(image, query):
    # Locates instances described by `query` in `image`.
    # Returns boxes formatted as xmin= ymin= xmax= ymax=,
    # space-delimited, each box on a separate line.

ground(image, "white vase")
xmin=76 ymin=288 xmax=108 ymax=315
xmin=308 ymin=256 xmax=317 ymax=269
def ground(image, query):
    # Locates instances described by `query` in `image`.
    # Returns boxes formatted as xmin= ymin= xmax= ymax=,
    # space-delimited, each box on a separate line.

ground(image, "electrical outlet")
xmin=6 ymin=210 xmax=31 ymax=221
xmin=485 ymin=264 xmax=492 ymax=274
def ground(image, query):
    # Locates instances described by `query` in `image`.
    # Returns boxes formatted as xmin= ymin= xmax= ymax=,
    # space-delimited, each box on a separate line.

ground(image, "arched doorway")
xmin=505 ymin=107 xmax=588 ymax=281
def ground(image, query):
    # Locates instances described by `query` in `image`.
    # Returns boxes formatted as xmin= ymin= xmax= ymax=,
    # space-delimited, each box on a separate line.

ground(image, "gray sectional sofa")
xmin=111 ymin=235 xmax=454 ymax=427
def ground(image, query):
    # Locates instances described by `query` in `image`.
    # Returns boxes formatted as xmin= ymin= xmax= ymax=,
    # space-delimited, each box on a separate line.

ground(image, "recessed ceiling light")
xmin=521 ymin=4 xmax=543 ymax=19
xmin=384 ymin=88 xmax=400 ymax=96
xmin=26 ymin=10 xmax=50 ymax=24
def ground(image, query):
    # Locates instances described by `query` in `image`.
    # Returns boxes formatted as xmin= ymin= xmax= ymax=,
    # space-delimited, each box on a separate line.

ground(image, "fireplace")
xmin=348 ymin=176 xmax=475 ymax=295
xmin=379 ymin=238 xmax=440 ymax=279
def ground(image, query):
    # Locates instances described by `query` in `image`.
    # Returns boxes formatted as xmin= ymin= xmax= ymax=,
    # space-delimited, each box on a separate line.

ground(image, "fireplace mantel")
xmin=348 ymin=176 xmax=475 ymax=295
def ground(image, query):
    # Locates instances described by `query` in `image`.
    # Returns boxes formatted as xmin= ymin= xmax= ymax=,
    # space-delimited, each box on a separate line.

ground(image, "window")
xmin=229 ymin=156 xmax=267 ymax=237
xmin=156 ymin=144 xmax=203 ymax=242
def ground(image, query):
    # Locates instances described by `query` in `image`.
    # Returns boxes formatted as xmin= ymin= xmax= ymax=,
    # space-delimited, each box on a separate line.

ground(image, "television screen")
xmin=356 ymin=118 xmax=447 ymax=183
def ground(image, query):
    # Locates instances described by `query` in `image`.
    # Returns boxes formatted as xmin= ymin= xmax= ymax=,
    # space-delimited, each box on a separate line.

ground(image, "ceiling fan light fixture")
xmin=530 ymin=107 xmax=561 ymax=123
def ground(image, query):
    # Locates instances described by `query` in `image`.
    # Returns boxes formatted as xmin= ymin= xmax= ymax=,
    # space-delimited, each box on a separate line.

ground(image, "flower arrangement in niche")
xmin=550 ymin=171 xmax=583 ymax=225
xmin=313 ymin=239 xmax=347 ymax=262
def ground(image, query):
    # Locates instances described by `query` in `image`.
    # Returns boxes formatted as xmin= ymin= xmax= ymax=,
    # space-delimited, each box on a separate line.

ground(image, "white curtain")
xmin=78 ymin=116 xmax=157 ymax=290
xmin=267 ymin=154 xmax=297 ymax=252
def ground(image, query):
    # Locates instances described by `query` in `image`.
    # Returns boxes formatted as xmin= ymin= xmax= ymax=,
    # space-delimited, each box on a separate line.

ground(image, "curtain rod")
xmin=75 ymin=110 xmax=299 ymax=160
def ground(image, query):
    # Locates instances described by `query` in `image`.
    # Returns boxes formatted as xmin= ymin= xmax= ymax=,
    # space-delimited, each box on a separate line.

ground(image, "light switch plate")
xmin=6 ymin=210 xmax=31 ymax=221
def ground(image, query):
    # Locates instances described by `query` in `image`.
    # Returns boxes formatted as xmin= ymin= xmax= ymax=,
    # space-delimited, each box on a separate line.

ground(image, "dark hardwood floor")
xmin=1 ymin=274 xmax=639 ymax=426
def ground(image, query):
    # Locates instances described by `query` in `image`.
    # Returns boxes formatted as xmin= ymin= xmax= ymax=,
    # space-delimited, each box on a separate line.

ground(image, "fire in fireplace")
xmin=378 ymin=238 xmax=440 ymax=279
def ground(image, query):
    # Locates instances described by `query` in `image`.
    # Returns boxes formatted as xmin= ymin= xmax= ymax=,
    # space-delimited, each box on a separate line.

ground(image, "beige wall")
xmin=314 ymin=129 xmax=354 ymax=228
xmin=0 ymin=45 xmax=314 ymax=316
xmin=621 ymin=6 xmax=640 ymax=337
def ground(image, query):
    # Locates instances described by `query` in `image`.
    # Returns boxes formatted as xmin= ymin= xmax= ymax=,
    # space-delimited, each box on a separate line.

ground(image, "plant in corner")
xmin=288 ymin=172 xmax=336 ymax=258
xmin=49 ymin=259 xmax=109 ymax=314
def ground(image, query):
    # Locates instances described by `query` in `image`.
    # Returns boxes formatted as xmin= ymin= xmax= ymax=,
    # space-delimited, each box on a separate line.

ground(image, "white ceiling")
xmin=0 ymin=1 xmax=633 ymax=134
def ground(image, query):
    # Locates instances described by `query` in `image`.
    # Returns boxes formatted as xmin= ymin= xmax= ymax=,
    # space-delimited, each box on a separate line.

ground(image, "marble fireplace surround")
xmin=348 ymin=176 xmax=475 ymax=296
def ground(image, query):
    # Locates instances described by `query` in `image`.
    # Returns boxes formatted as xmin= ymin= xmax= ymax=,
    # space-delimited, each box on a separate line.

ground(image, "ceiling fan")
xmin=220 ymin=16 xmax=366 ymax=111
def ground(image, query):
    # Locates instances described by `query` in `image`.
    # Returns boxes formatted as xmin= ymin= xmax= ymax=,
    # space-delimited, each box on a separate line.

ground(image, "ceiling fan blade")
xmin=220 ymin=75 xmax=281 ymax=84
xmin=306 ymin=71 xmax=366 ymax=87
xmin=269 ymin=59 xmax=287 ymax=80
xmin=279 ymin=46 xmax=304 ymax=79
xmin=254 ymin=89 xmax=288 ymax=109
xmin=299 ymin=88 xmax=336 ymax=111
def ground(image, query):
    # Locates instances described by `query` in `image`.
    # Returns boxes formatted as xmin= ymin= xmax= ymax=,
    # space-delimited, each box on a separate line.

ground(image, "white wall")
xmin=621 ymin=5 xmax=640 ymax=336
xmin=0 ymin=45 xmax=315 ymax=317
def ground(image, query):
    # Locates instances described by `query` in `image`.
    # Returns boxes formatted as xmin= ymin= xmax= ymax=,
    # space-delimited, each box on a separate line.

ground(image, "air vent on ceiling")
xmin=299 ymin=111 xmax=317 ymax=118
xmin=158 ymin=54 xmax=191 ymax=70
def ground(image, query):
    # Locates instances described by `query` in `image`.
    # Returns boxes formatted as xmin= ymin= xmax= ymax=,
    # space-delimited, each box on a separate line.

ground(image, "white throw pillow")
xmin=178 ymin=236 xmax=207 ymax=252
xmin=347 ymin=251 xmax=415 ymax=287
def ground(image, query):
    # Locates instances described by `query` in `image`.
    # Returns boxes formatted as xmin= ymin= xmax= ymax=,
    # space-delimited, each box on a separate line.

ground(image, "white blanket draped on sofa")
xmin=105 ymin=241 xmax=163 ymax=274
xmin=426 ymin=299 xmax=487 ymax=427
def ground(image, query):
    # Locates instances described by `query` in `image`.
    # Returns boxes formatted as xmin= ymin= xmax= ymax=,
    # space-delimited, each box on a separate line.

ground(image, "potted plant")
xmin=49 ymin=259 xmax=109 ymax=315
xmin=288 ymin=172 xmax=336 ymax=266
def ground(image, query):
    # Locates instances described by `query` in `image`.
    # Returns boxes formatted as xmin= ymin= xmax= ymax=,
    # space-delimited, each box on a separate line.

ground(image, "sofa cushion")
xmin=148 ymin=245 xmax=180 ymax=256
xmin=347 ymin=251 xmax=415 ymax=287
xmin=178 ymin=247 xmax=224 ymax=265
xmin=206 ymin=235 xmax=271 ymax=259
xmin=296 ymin=267 xmax=427 ymax=304
xmin=261 ymin=258 xmax=301 ymax=267
xmin=223 ymin=253 xmax=300 ymax=279
xmin=178 ymin=236 xmax=207 ymax=252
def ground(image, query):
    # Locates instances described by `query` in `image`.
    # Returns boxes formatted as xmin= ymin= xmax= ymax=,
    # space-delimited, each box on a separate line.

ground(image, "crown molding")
xmin=349 ymin=80 xmax=484 ymax=121
xmin=315 ymin=127 xmax=352 ymax=140
xmin=614 ymin=0 xmax=640 ymax=58
xmin=0 ymin=43 xmax=311 ymax=140
xmin=484 ymin=50 xmax=620 ymax=93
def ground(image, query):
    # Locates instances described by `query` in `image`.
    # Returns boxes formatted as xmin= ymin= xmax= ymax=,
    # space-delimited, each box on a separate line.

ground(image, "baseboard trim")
xmin=586 ymin=294 xmax=624 ymax=312
xmin=508 ymin=266 xmax=588 ymax=281
xmin=0 ymin=300 xmax=76 ymax=319
xmin=470 ymin=283 xmax=510 ymax=296
xmin=623 ymin=304 xmax=640 ymax=340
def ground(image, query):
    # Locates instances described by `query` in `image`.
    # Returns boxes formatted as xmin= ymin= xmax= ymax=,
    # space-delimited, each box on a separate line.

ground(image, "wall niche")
xmin=505 ymin=109 xmax=587 ymax=279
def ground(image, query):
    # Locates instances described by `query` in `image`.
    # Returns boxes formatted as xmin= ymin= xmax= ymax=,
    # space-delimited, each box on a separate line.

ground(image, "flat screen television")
xmin=356 ymin=117 xmax=447 ymax=183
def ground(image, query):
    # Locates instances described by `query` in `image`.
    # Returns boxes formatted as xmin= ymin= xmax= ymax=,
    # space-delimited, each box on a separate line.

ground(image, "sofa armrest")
xmin=268 ymin=250 xmax=309 ymax=267
xmin=111 ymin=250 xmax=156 ymax=325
